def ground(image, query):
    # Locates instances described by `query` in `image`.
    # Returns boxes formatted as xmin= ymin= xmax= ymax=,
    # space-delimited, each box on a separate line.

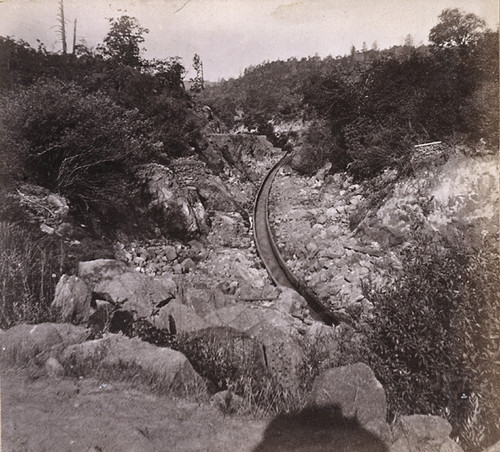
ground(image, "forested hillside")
xmin=201 ymin=9 xmax=498 ymax=178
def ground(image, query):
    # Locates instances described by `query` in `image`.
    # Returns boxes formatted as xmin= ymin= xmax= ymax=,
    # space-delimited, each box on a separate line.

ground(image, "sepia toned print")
xmin=0 ymin=1 xmax=498 ymax=450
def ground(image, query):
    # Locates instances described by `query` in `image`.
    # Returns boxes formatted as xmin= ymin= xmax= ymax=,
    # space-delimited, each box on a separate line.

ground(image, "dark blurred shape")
xmin=253 ymin=405 xmax=388 ymax=452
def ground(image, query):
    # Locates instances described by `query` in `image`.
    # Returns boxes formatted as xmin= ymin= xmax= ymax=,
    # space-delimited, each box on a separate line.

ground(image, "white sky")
xmin=0 ymin=0 xmax=498 ymax=81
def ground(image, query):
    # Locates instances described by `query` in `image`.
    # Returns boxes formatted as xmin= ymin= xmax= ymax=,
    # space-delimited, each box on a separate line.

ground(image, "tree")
xmin=57 ymin=0 xmax=67 ymax=54
xmin=98 ymin=16 xmax=149 ymax=67
xmin=190 ymin=53 xmax=204 ymax=93
xmin=404 ymin=33 xmax=414 ymax=47
xmin=429 ymin=8 xmax=486 ymax=48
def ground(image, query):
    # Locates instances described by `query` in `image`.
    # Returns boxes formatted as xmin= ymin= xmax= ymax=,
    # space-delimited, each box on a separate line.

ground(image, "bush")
xmin=344 ymin=117 xmax=416 ymax=179
xmin=364 ymin=232 xmax=500 ymax=450
xmin=291 ymin=120 xmax=349 ymax=175
xmin=0 ymin=222 xmax=63 ymax=328
xmin=0 ymin=80 xmax=155 ymax=235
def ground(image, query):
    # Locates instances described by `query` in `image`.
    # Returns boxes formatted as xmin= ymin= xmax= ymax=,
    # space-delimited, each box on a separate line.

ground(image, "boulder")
xmin=205 ymin=304 xmax=299 ymax=335
xmin=78 ymin=259 xmax=173 ymax=318
xmin=178 ymin=326 xmax=268 ymax=391
xmin=154 ymin=300 xmax=210 ymax=334
xmin=136 ymin=163 xmax=208 ymax=237
xmin=276 ymin=288 xmax=308 ymax=318
xmin=246 ymin=322 xmax=305 ymax=392
xmin=78 ymin=259 xmax=130 ymax=287
xmin=51 ymin=275 xmax=92 ymax=324
xmin=154 ymin=274 xmax=177 ymax=294
xmin=208 ymin=212 xmax=249 ymax=248
xmin=389 ymin=415 xmax=464 ymax=452
xmin=308 ymin=363 xmax=388 ymax=437
xmin=179 ymin=286 xmax=234 ymax=318
xmin=163 ymin=245 xmax=177 ymax=261
xmin=0 ymin=323 xmax=88 ymax=364
xmin=180 ymin=258 xmax=196 ymax=274
xmin=206 ymin=304 xmax=305 ymax=391
xmin=60 ymin=334 xmax=205 ymax=393
xmin=45 ymin=357 xmax=65 ymax=378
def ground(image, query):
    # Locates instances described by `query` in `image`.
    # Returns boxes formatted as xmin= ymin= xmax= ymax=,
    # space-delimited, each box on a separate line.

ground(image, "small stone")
xmin=164 ymin=246 xmax=177 ymax=261
xmin=45 ymin=357 xmax=65 ymax=378
xmin=40 ymin=224 xmax=55 ymax=235
xmin=180 ymin=258 xmax=196 ymax=273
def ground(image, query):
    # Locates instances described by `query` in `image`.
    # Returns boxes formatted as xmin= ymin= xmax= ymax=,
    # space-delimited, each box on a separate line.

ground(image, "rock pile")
xmin=269 ymin=167 xmax=387 ymax=319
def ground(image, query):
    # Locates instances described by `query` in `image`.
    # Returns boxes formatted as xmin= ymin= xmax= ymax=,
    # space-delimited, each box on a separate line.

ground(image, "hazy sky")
xmin=0 ymin=0 xmax=498 ymax=81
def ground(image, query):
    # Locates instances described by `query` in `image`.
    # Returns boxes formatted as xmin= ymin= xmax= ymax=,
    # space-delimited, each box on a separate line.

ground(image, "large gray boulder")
xmin=154 ymin=300 xmax=211 ymax=334
xmin=247 ymin=322 xmax=305 ymax=392
xmin=178 ymin=286 xmax=234 ymax=318
xmin=389 ymin=415 xmax=464 ymax=452
xmin=60 ymin=333 xmax=205 ymax=393
xmin=78 ymin=259 xmax=130 ymax=287
xmin=0 ymin=323 xmax=88 ymax=365
xmin=136 ymin=163 xmax=208 ymax=237
xmin=206 ymin=304 xmax=305 ymax=391
xmin=308 ymin=363 xmax=388 ymax=439
xmin=78 ymin=259 xmax=173 ymax=318
xmin=178 ymin=326 xmax=268 ymax=391
xmin=51 ymin=275 xmax=92 ymax=324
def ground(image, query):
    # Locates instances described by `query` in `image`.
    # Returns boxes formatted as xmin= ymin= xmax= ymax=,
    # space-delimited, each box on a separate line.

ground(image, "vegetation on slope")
xmin=201 ymin=9 xmax=498 ymax=180
xmin=0 ymin=7 xmax=498 ymax=451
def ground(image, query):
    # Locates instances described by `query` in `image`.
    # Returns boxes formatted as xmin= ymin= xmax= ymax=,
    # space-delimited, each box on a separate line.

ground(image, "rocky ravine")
xmin=270 ymin=150 xmax=499 ymax=323
xmin=1 ymin=136 xmax=487 ymax=451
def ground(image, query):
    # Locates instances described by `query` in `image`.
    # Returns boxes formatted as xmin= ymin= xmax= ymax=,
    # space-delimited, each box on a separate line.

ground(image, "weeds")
xmin=0 ymin=222 xmax=62 ymax=328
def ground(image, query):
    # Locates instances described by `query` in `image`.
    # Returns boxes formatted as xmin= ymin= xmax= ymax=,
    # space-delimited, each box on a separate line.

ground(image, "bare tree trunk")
xmin=57 ymin=0 xmax=67 ymax=54
xmin=72 ymin=19 xmax=77 ymax=54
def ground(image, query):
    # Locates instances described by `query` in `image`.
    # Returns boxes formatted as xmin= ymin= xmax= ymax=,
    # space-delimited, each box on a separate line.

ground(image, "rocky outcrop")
xmin=203 ymin=134 xmax=282 ymax=182
xmin=52 ymin=275 xmax=92 ymax=324
xmin=78 ymin=259 xmax=173 ymax=318
xmin=308 ymin=363 xmax=389 ymax=439
xmin=389 ymin=415 xmax=464 ymax=452
xmin=177 ymin=285 xmax=235 ymax=318
xmin=60 ymin=333 xmax=204 ymax=393
xmin=0 ymin=323 xmax=88 ymax=364
xmin=154 ymin=300 xmax=210 ymax=334
xmin=136 ymin=163 xmax=209 ymax=238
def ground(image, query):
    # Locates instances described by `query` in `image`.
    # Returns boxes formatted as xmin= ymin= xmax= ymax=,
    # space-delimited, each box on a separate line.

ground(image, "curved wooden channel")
xmin=253 ymin=152 xmax=336 ymax=326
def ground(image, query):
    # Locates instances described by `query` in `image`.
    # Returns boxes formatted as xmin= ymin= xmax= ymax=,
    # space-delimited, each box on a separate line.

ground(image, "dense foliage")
xmin=202 ymin=9 xmax=498 ymax=178
xmin=364 ymin=232 xmax=499 ymax=450
xmin=0 ymin=16 xmax=207 ymax=326
xmin=0 ymin=18 xmax=208 ymax=234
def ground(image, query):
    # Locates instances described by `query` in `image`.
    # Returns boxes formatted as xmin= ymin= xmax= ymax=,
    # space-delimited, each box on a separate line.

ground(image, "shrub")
xmin=344 ymin=117 xmax=417 ymax=180
xmin=0 ymin=222 xmax=63 ymax=328
xmin=364 ymin=231 xmax=500 ymax=450
xmin=0 ymin=80 xmax=155 ymax=235
xmin=291 ymin=120 xmax=349 ymax=175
